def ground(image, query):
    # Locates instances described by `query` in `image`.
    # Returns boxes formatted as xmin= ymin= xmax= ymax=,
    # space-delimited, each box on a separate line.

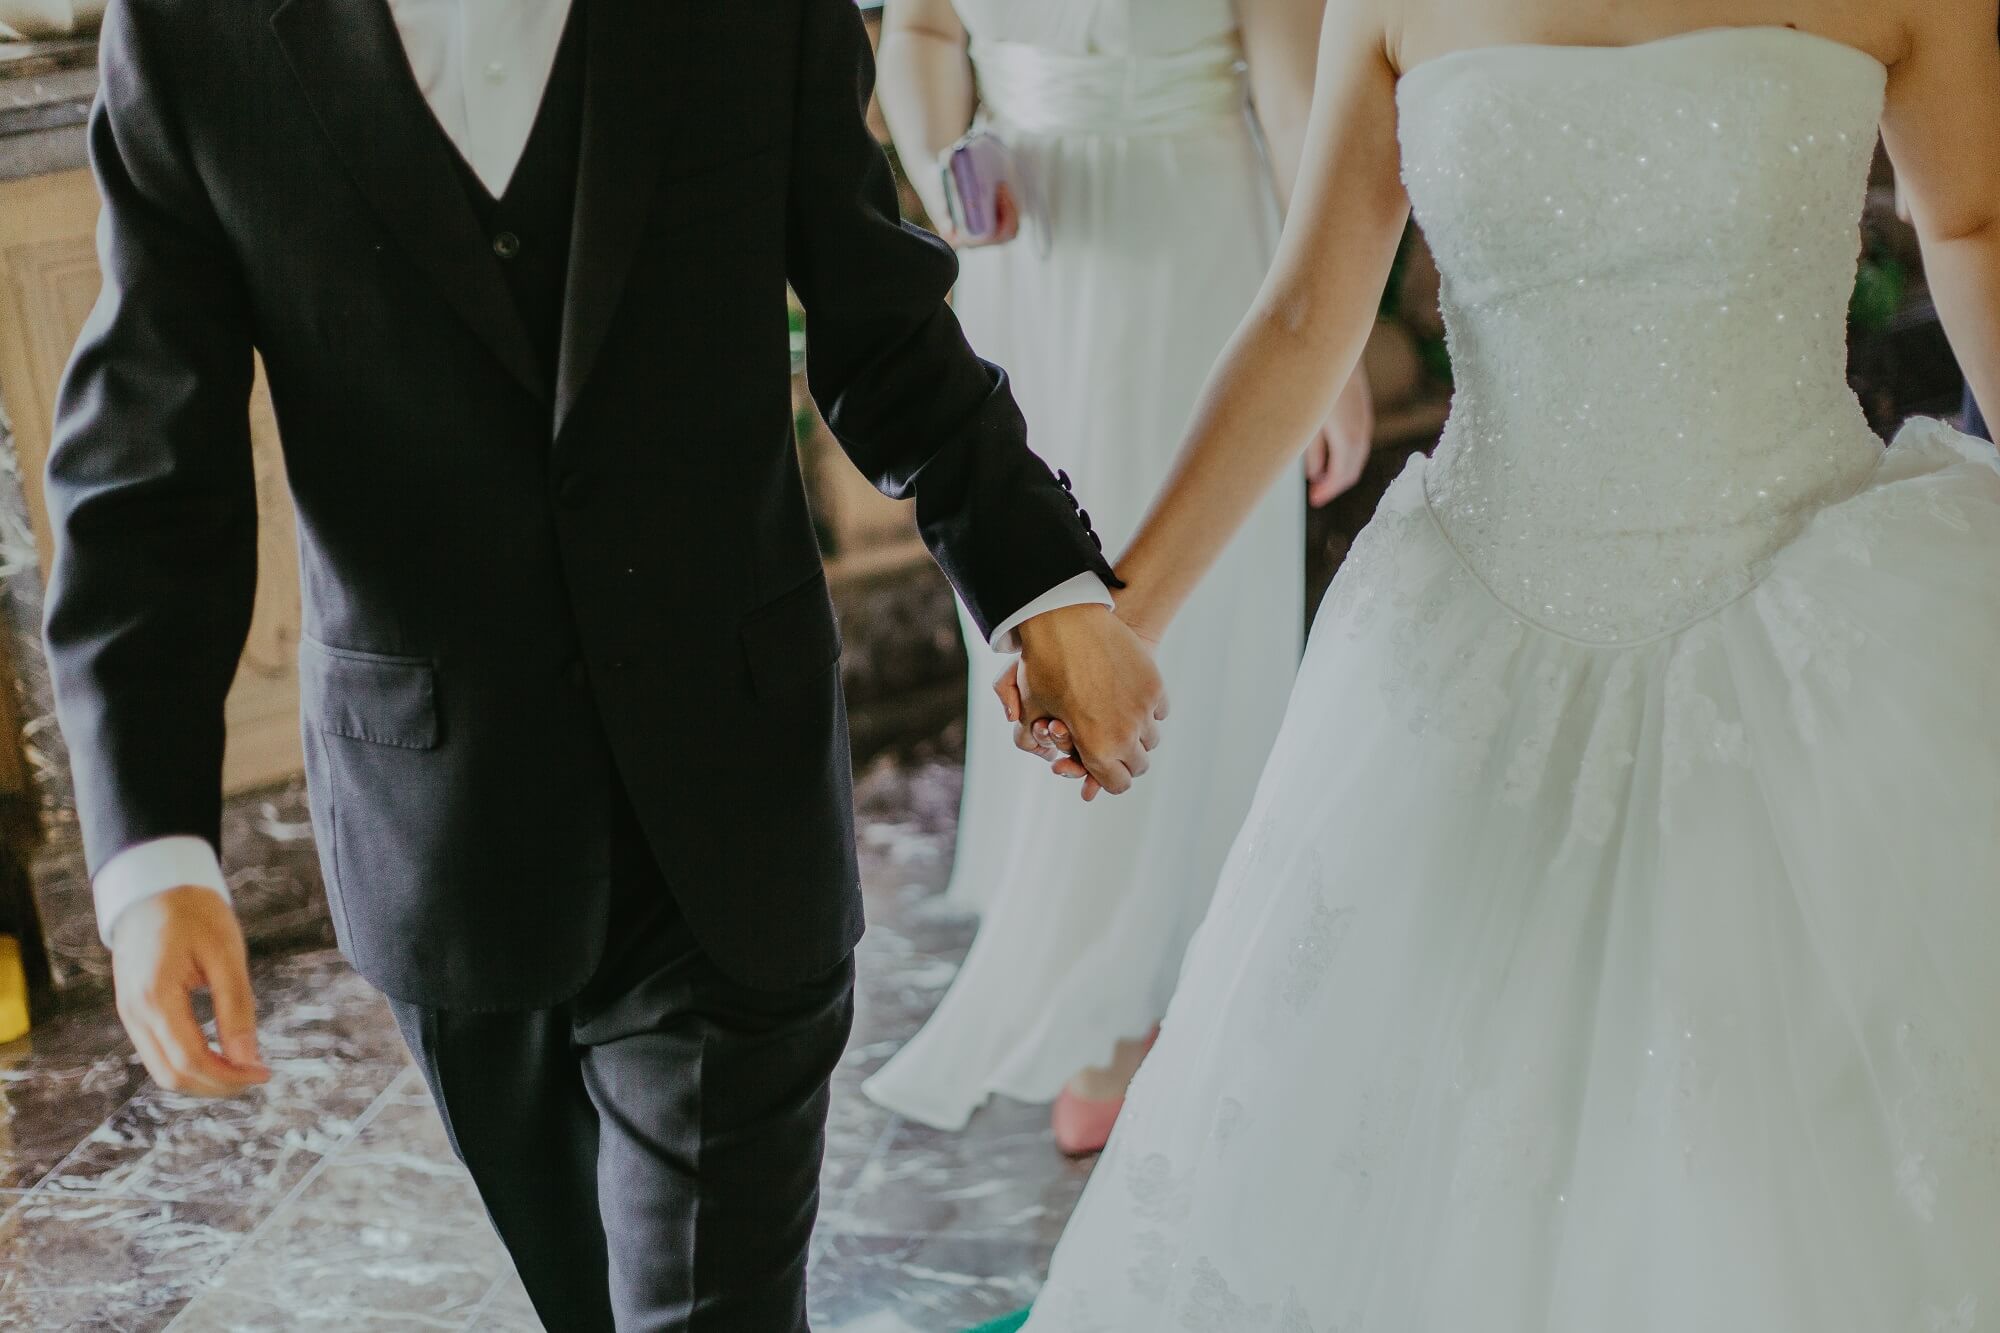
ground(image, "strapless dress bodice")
xmin=1398 ymin=27 xmax=1890 ymax=643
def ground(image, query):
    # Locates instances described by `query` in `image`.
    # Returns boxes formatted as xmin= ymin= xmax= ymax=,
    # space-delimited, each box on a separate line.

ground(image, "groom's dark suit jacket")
xmin=43 ymin=0 xmax=1114 ymax=1009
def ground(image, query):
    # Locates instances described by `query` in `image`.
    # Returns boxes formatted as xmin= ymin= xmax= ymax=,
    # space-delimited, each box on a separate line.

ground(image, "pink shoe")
xmin=1051 ymin=1085 xmax=1124 ymax=1157
xmin=1051 ymin=1027 xmax=1161 ymax=1157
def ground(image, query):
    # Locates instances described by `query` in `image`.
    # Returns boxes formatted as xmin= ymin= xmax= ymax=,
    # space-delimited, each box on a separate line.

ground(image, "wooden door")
xmin=0 ymin=167 xmax=305 ymax=800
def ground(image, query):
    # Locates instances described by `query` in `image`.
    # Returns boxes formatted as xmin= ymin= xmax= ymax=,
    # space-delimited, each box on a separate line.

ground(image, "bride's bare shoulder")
xmin=1374 ymin=0 xmax=1431 ymax=76
xmin=1817 ymin=0 xmax=1985 ymax=71
xmin=1379 ymin=0 xmax=1525 ymax=77
xmin=1896 ymin=0 xmax=1997 ymax=53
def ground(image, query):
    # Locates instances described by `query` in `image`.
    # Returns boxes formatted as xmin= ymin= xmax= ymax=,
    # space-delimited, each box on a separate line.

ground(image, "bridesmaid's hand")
xmin=936 ymin=182 xmax=1021 ymax=250
xmin=1305 ymin=370 xmax=1374 ymax=507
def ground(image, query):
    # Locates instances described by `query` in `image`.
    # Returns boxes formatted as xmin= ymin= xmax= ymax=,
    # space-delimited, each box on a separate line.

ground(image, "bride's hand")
xmin=1020 ymin=714 xmax=1110 ymax=801
xmin=935 ymin=182 xmax=1021 ymax=250
xmin=1304 ymin=370 xmax=1374 ymax=507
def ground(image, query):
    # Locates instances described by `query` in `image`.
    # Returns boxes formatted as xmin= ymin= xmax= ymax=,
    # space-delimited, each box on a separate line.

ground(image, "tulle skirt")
xmin=1024 ymin=418 xmax=2000 ymax=1331
xmin=864 ymin=109 xmax=1303 ymax=1129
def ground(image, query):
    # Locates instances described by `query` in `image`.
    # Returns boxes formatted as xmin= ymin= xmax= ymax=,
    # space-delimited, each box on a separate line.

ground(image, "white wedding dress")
xmin=865 ymin=0 xmax=1303 ymax=1130
xmin=1025 ymin=27 xmax=2000 ymax=1331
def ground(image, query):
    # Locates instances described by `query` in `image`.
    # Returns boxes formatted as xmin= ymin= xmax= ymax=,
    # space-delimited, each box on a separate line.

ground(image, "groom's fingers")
xmin=1079 ymin=746 xmax=1134 ymax=796
xmin=123 ymin=1020 xmax=179 ymax=1096
xmin=138 ymin=993 xmax=250 ymax=1097
xmin=201 ymin=943 xmax=268 ymax=1077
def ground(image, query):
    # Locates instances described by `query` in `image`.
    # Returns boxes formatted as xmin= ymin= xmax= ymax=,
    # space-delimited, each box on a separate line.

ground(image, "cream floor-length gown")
xmin=864 ymin=0 xmax=1305 ymax=1130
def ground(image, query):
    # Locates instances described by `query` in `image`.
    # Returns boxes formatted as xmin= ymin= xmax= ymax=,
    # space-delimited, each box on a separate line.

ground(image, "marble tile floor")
xmin=0 ymin=750 xmax=1094 ymax=1331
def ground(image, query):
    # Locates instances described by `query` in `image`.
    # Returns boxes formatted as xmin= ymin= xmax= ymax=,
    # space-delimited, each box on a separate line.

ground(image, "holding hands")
xmin=1001 ymin=603 xmax=1167 ymax=801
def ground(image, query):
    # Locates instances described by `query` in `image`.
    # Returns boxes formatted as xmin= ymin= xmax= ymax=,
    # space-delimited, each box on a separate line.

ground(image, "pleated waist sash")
xmin=970 ymin=34 xmax=1249 ymax=137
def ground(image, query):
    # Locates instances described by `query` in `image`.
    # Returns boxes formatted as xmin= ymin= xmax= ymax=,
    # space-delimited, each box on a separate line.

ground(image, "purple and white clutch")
xmin=939 ymin=130 xmax=1015 ymax=242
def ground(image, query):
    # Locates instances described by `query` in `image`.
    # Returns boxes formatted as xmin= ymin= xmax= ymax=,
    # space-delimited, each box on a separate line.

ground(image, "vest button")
xmin=492 ymin=231 xmax=522 ymax=260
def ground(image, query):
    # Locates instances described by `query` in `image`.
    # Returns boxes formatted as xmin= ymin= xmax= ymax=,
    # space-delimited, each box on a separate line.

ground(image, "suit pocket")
xmin=299 ymin=637 xmax=439 ymax=750
xmin=739 ymin=573 xmax=843 ymax=701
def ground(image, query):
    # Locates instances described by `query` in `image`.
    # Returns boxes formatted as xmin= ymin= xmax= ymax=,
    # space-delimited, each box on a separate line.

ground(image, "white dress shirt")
xmin=93 ymin=0 xmax=1111 ymax=947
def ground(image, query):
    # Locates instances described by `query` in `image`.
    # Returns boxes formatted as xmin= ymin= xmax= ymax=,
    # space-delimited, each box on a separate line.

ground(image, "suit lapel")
xmin=269 ymin=0 xmax=551 ymax=408
xmin=554 ymin=0 xmax=685 ymax=438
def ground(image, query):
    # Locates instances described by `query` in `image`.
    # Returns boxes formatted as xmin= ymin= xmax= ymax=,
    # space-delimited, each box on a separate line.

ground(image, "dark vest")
xmin=443 ymin=3 xmax=588 ymax=387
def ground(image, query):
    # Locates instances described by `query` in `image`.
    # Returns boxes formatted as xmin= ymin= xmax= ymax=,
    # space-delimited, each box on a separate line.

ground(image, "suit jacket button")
xmin=493 ymin=231 xmax=522 ymax=259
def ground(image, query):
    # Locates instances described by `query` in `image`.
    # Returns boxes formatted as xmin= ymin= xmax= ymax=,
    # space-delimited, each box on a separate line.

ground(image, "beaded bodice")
xmin=1399 ymin=26 xmax=1888 ymax=644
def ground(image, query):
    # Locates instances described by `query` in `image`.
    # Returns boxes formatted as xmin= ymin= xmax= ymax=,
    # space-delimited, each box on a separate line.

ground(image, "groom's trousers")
xmin=386 ymin=795 xmax=855 ymax=1332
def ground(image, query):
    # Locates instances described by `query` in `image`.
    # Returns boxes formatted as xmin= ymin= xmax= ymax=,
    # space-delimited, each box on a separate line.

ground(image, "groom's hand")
xmin=112 ymin=887 xmax=270 ymax=1097
xmin=1006 ymin=605 xmax=1167 ymax=799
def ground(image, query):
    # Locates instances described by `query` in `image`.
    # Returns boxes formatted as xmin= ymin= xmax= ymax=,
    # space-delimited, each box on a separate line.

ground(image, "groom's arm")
xmin=42 ymin=0 xmax=266 ymax=1092
xmin=782 ymin=0 xmax=1118 ymax=642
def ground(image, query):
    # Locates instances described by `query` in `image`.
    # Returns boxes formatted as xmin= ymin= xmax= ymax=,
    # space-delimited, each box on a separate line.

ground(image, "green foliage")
xmin=1850 ymin=251 xmax=1908 ymax=335
xmin=1377 ymin=223 xmax=1455 ymax=389
xmin=1417 ymin=335 xmax=1454 ymax=390
xmin=793 ymin=403 xmax=838 ymax=556
xmin=1379 ymin=223 xmax=1414 ymax=321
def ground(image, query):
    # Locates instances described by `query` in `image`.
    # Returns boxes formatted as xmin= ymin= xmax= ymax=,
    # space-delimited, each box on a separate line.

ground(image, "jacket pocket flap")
xmin=300 ymin=638 xmax=439 ymax=749
xmin=739 ymin=575 xmax=843 ymax=700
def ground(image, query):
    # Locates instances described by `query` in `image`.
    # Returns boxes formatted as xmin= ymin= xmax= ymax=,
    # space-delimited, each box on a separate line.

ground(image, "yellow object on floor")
xmin=0 ymin=934 xmax=30 ymax=1043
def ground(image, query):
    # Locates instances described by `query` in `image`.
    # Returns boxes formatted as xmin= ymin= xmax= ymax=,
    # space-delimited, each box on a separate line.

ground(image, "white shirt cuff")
xmin=986 ymin=572 xmax=1117 ymax=653
xmin=94 ymin=836 xmax=229 ymax=949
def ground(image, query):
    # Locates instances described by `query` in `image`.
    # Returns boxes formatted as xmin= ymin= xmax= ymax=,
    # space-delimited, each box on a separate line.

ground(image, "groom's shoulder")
xmin=101 ymin=0 xmax=286 ymax=82
xmin=106 ymin=0 xmax=282 ymax=51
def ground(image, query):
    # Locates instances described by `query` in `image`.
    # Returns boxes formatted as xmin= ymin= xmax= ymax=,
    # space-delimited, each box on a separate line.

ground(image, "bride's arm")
xmin=1115 ymin=0 xmax=1409 ymax=640
xmin=1881 ymin=0 xmax=2000 ymax=427
xmin=877 ymin=0 xmax=976 ymax=230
